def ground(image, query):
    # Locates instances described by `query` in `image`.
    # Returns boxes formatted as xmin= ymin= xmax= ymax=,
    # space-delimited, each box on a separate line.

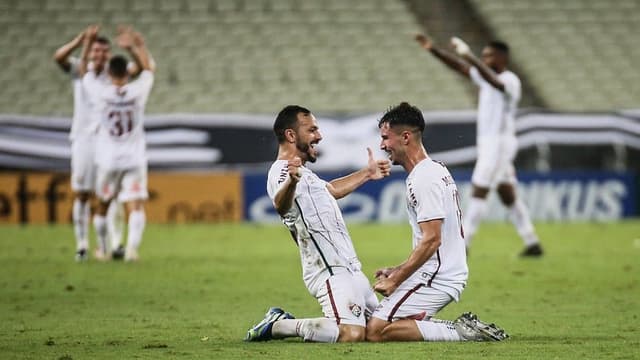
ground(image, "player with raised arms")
xmin=415 ymin=33 xmax=543 ymax=257
xmin=81 ymin=26 xmax=154 ymax=262
xmin=245 ymin=105 xmax=390 ymax=343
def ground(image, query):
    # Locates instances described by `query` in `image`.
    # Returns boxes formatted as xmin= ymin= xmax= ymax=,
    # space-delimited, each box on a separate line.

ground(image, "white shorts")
xmin=70 ymin=136 xmax=97 ymax=192
xmin=95 ymin=165 xmax=148 ymax=202
xmin=313 ymin=268 xmax=378 ymax=327
xmin=372 ymin=281 xmax=453 ymax=322
xmin=471 ymin=136 xmax=518 ymax=188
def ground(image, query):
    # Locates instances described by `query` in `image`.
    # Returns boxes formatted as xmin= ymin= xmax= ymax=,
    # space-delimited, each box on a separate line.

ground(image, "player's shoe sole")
xmin=244 ymin=307 xmax=295 ymax=342
xmin=454 ymin=312 xmax=509 ymax=341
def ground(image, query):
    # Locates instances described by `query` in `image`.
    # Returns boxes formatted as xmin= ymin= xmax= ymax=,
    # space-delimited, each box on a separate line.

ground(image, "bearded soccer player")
xmin=245 ymin=105 xmax=390 ymax=343
xmin=366 ymin=102 xmax=507 ymax=342
xmin=415 ymin=33 xmax=543 ymax=257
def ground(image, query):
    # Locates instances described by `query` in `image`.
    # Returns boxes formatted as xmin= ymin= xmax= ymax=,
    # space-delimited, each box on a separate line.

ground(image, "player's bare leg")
xmin=124 ymin=200 xmax=146 ymax=262
xmin=92 ymin=200 xmax=111 ymax=261
xmin=72 ymin=191 xmax=92 ymax=261
xmin=462 ymin=185 xmax=490 ymax=250
xmin=497 ymin=183 xmax=543 ymax=257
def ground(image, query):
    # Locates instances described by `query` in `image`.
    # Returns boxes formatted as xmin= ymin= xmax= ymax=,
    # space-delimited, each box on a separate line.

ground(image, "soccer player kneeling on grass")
xmin=366 ymin=103 xmax=508 ymax=342
xmin=81 ymin=27 xmax=154 ymax=262
xmin=245 ymin=105 xmax=391 ymax=342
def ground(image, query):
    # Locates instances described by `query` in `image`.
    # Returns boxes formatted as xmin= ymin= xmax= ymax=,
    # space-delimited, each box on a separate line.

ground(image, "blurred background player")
xmin=415 ymin=33 xmax=543 ymax=257
xmin=53 ymin=25 xmax=125 ymax=261
xmin=245 ymin=105 xmax=390 ymax=343
xmin=367 ymin=102 xmax=507 ymax=342
xmin=82 ymin=26 xmax=155 ymax=262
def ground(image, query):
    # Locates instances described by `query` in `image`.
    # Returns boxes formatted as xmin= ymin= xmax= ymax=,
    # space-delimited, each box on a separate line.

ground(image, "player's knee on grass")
xmin=338 ymin=324 xmax=365 ymax=342
xmin=380 ymin=320 xmax=424 ymax=342
xmin=497 ymin=183 xmax=516 ymax=206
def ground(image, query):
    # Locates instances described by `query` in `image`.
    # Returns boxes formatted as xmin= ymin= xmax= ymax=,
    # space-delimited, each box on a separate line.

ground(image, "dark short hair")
xmin=378 ymin=102 xmax=425 ymax=134
xmin=94 ymin=36 xmax=111 ymax=47
xmin=488 ymin=41 xmax=509 ymax=56
xmin=273 ymin=105 xmax=311 ymax=144
xmin=108 ymin=55 xmax=128 ymax=79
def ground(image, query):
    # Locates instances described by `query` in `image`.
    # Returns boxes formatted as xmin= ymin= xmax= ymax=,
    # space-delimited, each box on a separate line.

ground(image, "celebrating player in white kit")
xmin=54 ymin=25 xmax=125 ymax=261
xmin=415 ymin=33 xmax=543 ymax=257
xmin=245 ymin=105 xmax=391 ymax=343
xmin=82 ymin=27 xmax=154 ymax=262
xmin=366 ymin=102 xmax=507 ymax=342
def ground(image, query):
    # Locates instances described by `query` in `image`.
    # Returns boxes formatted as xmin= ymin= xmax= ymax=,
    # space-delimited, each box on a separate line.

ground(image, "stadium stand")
xmin=468 ymin=0 xmax=640 ymax=111
xmin=0 ymin=0 xmax=477 ymax=115
xmin=1 ymin=0 xmax=638 ymax=115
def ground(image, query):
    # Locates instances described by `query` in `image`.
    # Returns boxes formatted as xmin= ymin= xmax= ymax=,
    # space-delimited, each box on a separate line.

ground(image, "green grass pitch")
xmin=1 ymin=221 xmax=639 ymax=359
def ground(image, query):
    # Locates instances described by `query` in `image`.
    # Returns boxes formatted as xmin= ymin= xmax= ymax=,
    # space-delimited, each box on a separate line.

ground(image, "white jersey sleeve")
xmin=267 ymin=160 xmax=289 ymax=201
xmin=412 ymin=179 xmax=446 ymax=223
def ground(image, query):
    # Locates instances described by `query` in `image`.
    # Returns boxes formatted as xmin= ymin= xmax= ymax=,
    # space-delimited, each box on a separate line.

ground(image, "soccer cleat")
xmin=75 ymin=249 xmax=88 ymax=262
xmin=454 ymin=312 xmax=509 ymax=341
xmin=244 ymin=307 xmax=295 ymax=342
xmin=112 ymin=245 xmax=126 ymax=261
xmin=124 ymin=247 xmax=139 ymax=262
xmin=520 ymin=243 xmax=544 ymax=257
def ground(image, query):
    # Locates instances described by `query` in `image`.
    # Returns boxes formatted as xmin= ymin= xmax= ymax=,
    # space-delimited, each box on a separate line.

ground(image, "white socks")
xmin=92 ymin=215 xmax=108 ymax=253
xmin=416 ymin=319 xmax=463 ymax=341
xmin=272 ymin=318 xmax=339 ymax=343
xmin=508 ymin=200 xmax=539 ymax=246
xmin=72 ymin=199 xmax=90 ymax=251
xmin=463 ymin=197 xmax=488 ymax=247
xmin=126 ymin=210 xmax=146 ymax=251
xmin=107 ymin=201 xmax=125 ymax=250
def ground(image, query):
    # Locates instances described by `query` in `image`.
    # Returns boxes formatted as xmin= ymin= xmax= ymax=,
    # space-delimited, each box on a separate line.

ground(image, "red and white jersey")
xmin=267 ymin=160 xmax=362 ymax=291
xmin=405 ymin=159 xmax=468 ymax=300
xmin=69 ymin=58 xmax=109 ymax=140
xmin=470 ymin=67 xmax=521 ymax=141
xmin=83 ymin=70 xmax=154 ymax=170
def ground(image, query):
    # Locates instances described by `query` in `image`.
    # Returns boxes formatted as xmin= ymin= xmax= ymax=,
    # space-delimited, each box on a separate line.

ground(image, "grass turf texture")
xmin=1 ymin=222 xmax=639 ymax=359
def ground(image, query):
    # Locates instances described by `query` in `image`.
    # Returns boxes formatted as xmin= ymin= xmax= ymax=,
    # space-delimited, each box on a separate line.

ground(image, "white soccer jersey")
xmin=267 ymin=160 xmax=362 ymax=291
xmin=405 ymin=159 xmax=468 ymax=300
xmin=69 ymin=58 xmax=109 ymax=140
xmin=83 ymin=70 xmax=154 ymax=170
xmin=470 ymin=66 xmax=521 ymax=140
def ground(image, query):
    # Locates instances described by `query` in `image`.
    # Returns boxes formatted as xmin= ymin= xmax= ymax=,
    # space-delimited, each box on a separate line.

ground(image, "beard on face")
xmin=296 ymin=141 xmax=317 ymax=163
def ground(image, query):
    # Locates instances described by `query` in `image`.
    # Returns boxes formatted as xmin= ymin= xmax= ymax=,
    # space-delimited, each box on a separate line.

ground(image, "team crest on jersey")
xmin=349 ymin=303 xmax=362 ymax=317
xmin=116 ymin=88 xmax=127 ymax=97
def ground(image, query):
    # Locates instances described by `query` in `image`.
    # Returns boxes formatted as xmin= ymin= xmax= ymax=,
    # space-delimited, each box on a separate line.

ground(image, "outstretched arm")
xmin=374 ymin=220 xmax=442 ymax=296
xmin=53 ymin=29 xmax=86 ymax=72
xmin=415 ymin=33 xmax=470 ymax=78
xmin=451 ymin=37 xmax=505 ymax=92
xmin=327 ymin=148 xmax=390 ymax=199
